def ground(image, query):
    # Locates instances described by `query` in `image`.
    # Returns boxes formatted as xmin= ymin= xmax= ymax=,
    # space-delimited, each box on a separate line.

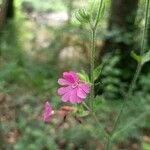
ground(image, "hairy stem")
xmin=106 ymin=0 xmax=150 ymax=149
xmin=83 ymin=102 xmax=109 ymax=140
xmin=106 ymin=137 xmax=112 ymax=150
xmin=90 ymin=0 xmax=104 ymax=110
xmin=90 ymin=29 xmax=96 ymax=110
xmin=94 ymin=0 xmax=103 ymax=29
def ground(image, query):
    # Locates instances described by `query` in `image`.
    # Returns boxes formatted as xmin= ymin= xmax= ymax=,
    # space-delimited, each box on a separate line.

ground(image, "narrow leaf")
xmin=94 ymin=65 xmax=102 ymax=80
xmin=75 ymin=9 xmax=90 ymax=23
xmin=78 ymin=72 xmax=90 ymax=83
xmin=130 ymin=51 xmax=141 ymax=62
xmin=142 ymin=50 xmax=150 ymax=65
xmin=77 ymin=110 xmax=90 ymax=117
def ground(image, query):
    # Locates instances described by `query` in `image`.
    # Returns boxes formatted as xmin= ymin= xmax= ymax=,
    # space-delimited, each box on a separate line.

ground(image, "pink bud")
xmin=43 ymin=101 xmax=52 ymax=123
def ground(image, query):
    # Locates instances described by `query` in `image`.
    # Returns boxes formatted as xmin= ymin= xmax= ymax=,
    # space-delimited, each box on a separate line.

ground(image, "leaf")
xmin=94 ymin=62 xmax=106 ymax=80
xmin=142 ymin=50 xmax=150 ymax=65
xmin=112 ymin=111 xmax=149 ymax=140
xmin=95 ymin=1 xmax=105 ymax=27
xmin=94 ymin=65 xmax=102 ymax=80
xmin=77 ymin=110 xmax=90 ymax=117
xmin=99 ymin=2 xmax=105 ymax=20
xmin=78 ymin=71 xmax=90 ymax=83
xmin=75 ymin=9 xmax=90 ymax=23
xmin=130 ymin=51 xmax=141 ymax=62
xmin=142 ymin=142 xmax=150 ymax=150
xmin=75 ymin=104 xmax=90 ymax=118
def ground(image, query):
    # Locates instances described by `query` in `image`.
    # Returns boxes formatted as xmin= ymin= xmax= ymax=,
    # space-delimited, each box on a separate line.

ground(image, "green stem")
xmin=112 ymin=111 xmax=149 ymax=139
xmin=106 ymin=137 xmax=112 ymax=150
xmin=94 ymin=0 xmax=103 ymax=29
xmin=140 ymin=0 xmax=149 ymax=55
xmin=106 ymin=0 xmax=150 ymax=148
xmin=82 ymin=102 xmax=109 ymax=140
xmin=90 ymin=0 xmax=104 ymax=111
xmin=90 ymin=29 xmax=96 ymax=110
xmin=128 ymin=0 xmax=149 ymax=95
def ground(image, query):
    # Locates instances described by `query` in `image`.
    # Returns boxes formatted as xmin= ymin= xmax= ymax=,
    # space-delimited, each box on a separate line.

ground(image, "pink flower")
xmin=43 ymin=101 xmax=53 ymax=123
xmin=57 ymin=71 xmax=91 ymax=104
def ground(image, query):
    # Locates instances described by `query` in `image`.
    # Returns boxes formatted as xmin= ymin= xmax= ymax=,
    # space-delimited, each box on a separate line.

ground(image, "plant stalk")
xmin=90 ymin=29 xmax=96 ymax=110
xmin=106 ymin=0 xmax=150 ymax=149
xmin=83 ymin=102 xmax=109 ymax=140
xmin=90 ymin=0 xmax=104 ymax=110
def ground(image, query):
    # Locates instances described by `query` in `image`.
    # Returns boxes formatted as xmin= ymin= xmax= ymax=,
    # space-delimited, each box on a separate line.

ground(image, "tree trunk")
xmin=6 ymin=0 xmax=14 ymax=19
xmin=95 ymin=0 xmax=139 ymax=96
xmin=99 ymin=0 xmax=139 ymax=57
xmin=0 ymin=0 xmax=8 ymax=28
xmin=0 ymin=0 xmax=14 ymax=29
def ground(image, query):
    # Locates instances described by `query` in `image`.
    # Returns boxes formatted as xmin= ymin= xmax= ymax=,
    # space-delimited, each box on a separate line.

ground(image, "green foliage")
xmin=14 ymin=123 xmax=58 ymax=150
xmin=97 ymin=54 xmax=122 ymax=99
xmin=78 ymin=71 xmax=90 ymax=83
xmin=75 ymin=9 xmax=91 ymax=23
xmin=131 ymin=50 xmax=150 ymax=65
xmin=76 ymin=105 xmax=90 ymax=118
xmin=142 ymin=50 xmax=150 ymax=65
xmin=94 ymin=65 xmax=103 ymax=80
xmin=56 ymin=125 xmax=97 ymax=149
xmin=131 ymin=51 xmax=142 ymax=62
xmin=142 ymin=142 xmax=150 ymax=150
xmin=16 ymin=0 xmax=65 ymax=12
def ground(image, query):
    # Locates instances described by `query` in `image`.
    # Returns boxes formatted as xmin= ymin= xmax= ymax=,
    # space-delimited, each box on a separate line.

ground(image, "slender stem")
xmin=90 ymin=29 xmax=96 ymax=110
xmin=106 ymin=137 xmax=112 ymax=150
xmin=90 ymin=0 xmax=104 ymax=111
xmin=106 ymin=0 xmax=150 ymax=148
xmin=94 ymin=0 xmax=104 ymax=30
xmin=140 ymin=0 xmax=149 ymax=55
xmin=112 ymin=111 xmax=149 ymax=139
xmin=128 ymin=0 xmax=149 ymax=94
xmin=82 ymin=102 xmax=109 ymax=140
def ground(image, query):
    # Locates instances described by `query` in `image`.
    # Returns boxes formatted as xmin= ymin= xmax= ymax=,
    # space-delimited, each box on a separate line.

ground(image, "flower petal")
xmin=63 ymin=71 xmax=79 ymax=84
xmin=70 ymin=89 xmax=78 ymax=103
xmin=69 ymin=71 xmax=79 ymax=82
xmin=57 ymin=86 xmax=72 ymax=96
xmin=58 ymin=78 xmax=71 ymax=85
xmin=62 ymin=92 xmax=70 ymax=102
xmin=63 ymin=72 xmax=75 ymax=83
xmin=76 ymin=97 xmax=83 ymax=103
xmin=43 ymin=101 xmax=52 ymax=123
xmin=77 ymin=87 xmax=87 ymax=99
xmin=79 ymin=83 xmax=91 ymax=93
xmin=57 ymin=87 xmax=67 ymax=95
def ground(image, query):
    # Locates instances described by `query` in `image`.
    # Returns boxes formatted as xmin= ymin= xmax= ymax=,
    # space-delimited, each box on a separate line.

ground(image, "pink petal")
xmin=70 ymin=89 xmax=78 ymax=103
xmin=70 ymin=89 xmax=83 ymax=103
xmin=43 ymin=101 xmax=52 ymax=123
xmin=69 ymin=71 xmax=79 ymax=82
xmin=77 ymin=87 xmax=87 ymax=99
xmin=75 ymin=93 xmax=84 ymax=103
xmin=63 ymin=71 xmax=79 ymax=83
xmin=76 ymin=97 xmax=84 ymax=103
xmin=63 ymin=72 xmax=75 ymax=83
xmin=62 ymin=92 xmax=71 ymax=102
xmin=79 ymin=83 xmax=91 ymax=93
xmin=57 ymin=87 xmax=67 ymax=95
xmin=57 ymin=86 xmax=72 ymax=95
xmin=58 ymin=78 xmax=71 ymax=85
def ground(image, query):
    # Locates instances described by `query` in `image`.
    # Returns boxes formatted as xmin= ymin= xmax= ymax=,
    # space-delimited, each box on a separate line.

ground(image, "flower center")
xmin=72 ymin=82 xmax=78 ymax=88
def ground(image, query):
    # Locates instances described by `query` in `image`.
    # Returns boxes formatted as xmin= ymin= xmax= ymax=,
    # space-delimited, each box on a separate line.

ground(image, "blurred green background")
xmin=0 ymin=0 xmax=150 ymax=149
